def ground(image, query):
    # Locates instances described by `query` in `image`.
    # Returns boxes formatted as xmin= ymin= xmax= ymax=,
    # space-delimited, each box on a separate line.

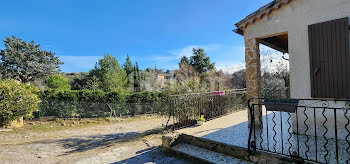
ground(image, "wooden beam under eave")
xmin=233 ymin=29 xmax=244 ymax=36
xmin=258 ymin=38 xmax=288 ymax=54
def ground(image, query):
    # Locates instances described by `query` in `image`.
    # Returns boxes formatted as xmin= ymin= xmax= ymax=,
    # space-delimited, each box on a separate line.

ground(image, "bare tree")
xmin=205 ymin=70 xmax=232 ymax=91
xmin=174 ymin=63 xmax=199 ymax=83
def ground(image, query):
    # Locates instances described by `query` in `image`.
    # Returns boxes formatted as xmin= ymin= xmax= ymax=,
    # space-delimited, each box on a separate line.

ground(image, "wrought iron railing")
xmin=248 ymin=98 xmax=350 ymax=163
xmin=165 ymin=89 xmax=246 ymax=130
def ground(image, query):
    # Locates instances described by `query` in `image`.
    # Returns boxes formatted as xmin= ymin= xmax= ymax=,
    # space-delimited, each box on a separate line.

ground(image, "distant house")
xmin=235 ymin=0 xmax=350 ymax=138
xmin=155 ymin=74 xmax=165 ymax=87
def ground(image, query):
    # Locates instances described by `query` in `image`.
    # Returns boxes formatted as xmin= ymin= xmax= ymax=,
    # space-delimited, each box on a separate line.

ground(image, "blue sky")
xmin=0 ymin=0 xmax=271 ymax=73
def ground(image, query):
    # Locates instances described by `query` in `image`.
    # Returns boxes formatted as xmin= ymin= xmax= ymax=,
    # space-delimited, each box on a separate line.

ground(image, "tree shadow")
xmin=38 ymin=132 xmax=139 ymax=155
xmin=35 ymin=128 xmax=163 ymax=155
xmin=113 ymin=146 xmax=189 ymax=164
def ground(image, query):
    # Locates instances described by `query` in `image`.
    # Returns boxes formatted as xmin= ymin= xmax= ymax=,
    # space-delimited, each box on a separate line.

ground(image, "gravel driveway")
xmin=0 ymin=116 xmax=188 ymax=164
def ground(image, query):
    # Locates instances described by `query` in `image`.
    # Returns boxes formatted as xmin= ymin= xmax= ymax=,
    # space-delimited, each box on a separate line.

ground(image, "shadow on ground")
xmin=113 ymin=146 xmax=189 ymax=164
xmin=36 ymin=128 xmax=163 ymax=155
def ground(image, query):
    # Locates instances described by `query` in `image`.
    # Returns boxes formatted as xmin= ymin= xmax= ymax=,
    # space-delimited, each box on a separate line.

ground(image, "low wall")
xmin=162 ymin=133 xmax=308 ymax=164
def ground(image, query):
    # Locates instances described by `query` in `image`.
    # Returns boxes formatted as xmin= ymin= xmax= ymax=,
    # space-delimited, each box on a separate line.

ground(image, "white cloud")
xmin=150 ymin=44 xmax=247 ymax=72
xmin=217 ymin=63 xmax=245 ymax=74
xmin=152 ymin=55 xmax=178 ymax=63
xmin=151 ymin=44 xmax=222 ymax=63
xmin=169 ymin=44 xmax=222 ymax=58
xmin=59 ymin=55 xmax=103 ymax=72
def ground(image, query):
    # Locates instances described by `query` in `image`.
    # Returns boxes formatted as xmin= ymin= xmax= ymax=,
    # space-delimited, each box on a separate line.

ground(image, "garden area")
xmin=0 ymin=35 xmax=286 ymax=163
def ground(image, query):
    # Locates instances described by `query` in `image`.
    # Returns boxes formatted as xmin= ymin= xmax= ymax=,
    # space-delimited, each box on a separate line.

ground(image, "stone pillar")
xmin=245 ymin=38 xmax=262 ymax=126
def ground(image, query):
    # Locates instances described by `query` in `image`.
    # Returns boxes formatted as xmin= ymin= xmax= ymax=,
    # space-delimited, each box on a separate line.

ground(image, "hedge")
xmin=39 ymin=90 xmax=168 ymax=118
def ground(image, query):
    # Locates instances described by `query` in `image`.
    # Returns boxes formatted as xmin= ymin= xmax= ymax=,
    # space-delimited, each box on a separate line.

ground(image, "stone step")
xmin=170 ymin=143 xmax=253 ymax=164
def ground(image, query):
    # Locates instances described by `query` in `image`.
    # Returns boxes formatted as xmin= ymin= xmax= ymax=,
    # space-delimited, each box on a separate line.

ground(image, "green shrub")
xmin=0 ymin=79 xmax=40 ymax=126
xmin=46 ymin=74 xmax=71 ymax=91
xmin=39 ymin=90 xmax=78 ymax=117
xmin=39 ymin=90 xmax=167 ymax=118
xmin=263 ymin=78 xmax=287 ymax=98
xmin=106 ymin=91 xmax=127 ymax=116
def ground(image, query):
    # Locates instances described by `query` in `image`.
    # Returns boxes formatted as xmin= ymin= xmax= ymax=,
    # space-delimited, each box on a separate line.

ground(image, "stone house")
xmin=235 ymin=0 xmax=350 ymax=138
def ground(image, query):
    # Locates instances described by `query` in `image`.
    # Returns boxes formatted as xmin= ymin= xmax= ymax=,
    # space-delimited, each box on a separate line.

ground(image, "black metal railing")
xmin=165 ymin=89 xmax=246 ymax=130
xmin=248 ymin=98 xmax=350 ymax=163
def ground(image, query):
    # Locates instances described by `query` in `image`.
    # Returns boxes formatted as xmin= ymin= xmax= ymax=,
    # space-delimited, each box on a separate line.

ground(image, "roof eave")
xmin=235 ymin=0 xmax=293 ymax=30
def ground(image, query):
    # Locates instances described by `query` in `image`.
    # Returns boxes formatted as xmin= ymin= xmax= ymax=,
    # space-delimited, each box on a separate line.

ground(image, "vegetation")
xmin=39 ymin=90 xmax=166 ymax=118
xmin=85 ymin=75 xmax=101 ymax=90
xmin=231 ymin=69 xmax=246 ymax=89
xmin=197 ymin=115 xmax=205 ymax=122
xmin=261 ymin=48 xmax=290 ymax=98
xmin=90 ymin=54 xmax=128 ymax=93
xmin=0 ymin=36 xmax=251 ymax=126
xmin=0 ymin=36 xmax=63 ymax=83
xmin=46 ymin=74 xmax=71 ymax=91
xmin=190 ymin=48 xmax=215 ymax=74
xmin=0 ymin=79 xmax=40 ymax=126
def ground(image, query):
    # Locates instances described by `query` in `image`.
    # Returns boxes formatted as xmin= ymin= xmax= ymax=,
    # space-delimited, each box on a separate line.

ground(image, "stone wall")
xmin=245 ymin=38 xmax=262 ymax=125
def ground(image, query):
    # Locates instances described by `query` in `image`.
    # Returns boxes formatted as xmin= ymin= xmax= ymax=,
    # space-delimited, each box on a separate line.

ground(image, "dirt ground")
xmin=0 ymin=116 xmax=188 ymax=164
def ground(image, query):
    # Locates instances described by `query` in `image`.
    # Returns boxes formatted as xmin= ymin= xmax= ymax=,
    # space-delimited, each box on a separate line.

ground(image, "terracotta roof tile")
xmin=235 ymin=0 xmax=293 ymax=29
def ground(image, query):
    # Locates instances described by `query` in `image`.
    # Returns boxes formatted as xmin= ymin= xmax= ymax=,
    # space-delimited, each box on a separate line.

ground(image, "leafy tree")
xmin=45 ymin=74 xmax=71 ymax=90
xmin=190 ymin=48 xmax=215 ymax=74
xmin=231 ymin=69 xmax=246 ymax=89
xmin=64 ymin=72 xmax=89 ymax=90
xmin=260 ymin=47 xmax=290 ymax=98
xmin=90 ymin=54 xmax=127 ymax=93
xmin=0 ymin=36 xmax=63 ymax=83
xmin=263 ymin=76 xmax=287 ymax=98
xmin=0 ymin=79 xmax=40 ymax=126
xmin=85 ymin=75 xmax=100 ymax=90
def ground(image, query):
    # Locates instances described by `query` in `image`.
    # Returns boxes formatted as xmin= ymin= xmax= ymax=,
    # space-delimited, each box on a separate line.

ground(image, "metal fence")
xmin=248 ymin=98 xmax=350 ymax=163
xmin=37 ymin=101 xmax=166 ymax=118
xmin=165 ymin=89 xmax=246 ymax=130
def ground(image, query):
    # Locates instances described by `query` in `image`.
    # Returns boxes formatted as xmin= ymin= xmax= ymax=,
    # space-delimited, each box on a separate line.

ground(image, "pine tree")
xmin=85 ymin=75 xmax=101 ymax=90
xmin=123 ymin=54 xmax=134 ymax=91
xmin=0 ymin=36 xmax=63 ymax=83
xmin=135 ymin=62 xmax=141 ymax=81
xmin=133 ymin=65 xmax=140 ymax=92
xmin=131 ymin=62 xmax=143 ymax=92
xmin=179 ymin=56 xmax=190 ymax=65
xmin=190 ymin=48 xmax=215 ymax=74
xmin=124 ymin=54 xmax=133 ymax=76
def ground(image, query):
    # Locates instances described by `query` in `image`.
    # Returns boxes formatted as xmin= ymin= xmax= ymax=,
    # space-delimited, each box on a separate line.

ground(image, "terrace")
xmin=162 ymin=0 xmax=350 ymax=162
xmin=163 ymin=93 xmax=350 ymax=163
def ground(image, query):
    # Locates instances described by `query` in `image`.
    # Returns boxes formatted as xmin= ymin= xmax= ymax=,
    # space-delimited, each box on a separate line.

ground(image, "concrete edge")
xmin=163 ymin=133 xmax=315 ymax=164
xmin=163 ymin=147 xmax=214 ymax=164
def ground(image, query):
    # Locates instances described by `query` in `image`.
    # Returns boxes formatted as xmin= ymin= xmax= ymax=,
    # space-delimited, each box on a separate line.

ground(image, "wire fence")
xmin=36 ymin=89 xmax=247 ymax=126
xmin=37 ymin=101 xmax=165 ymax=118
xmin=165 ymin=89 xmax=247 ymax=130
